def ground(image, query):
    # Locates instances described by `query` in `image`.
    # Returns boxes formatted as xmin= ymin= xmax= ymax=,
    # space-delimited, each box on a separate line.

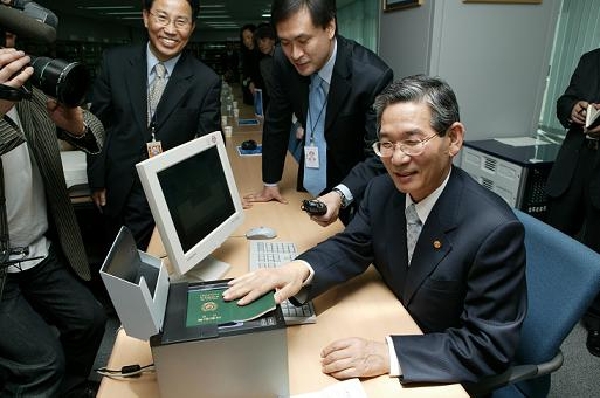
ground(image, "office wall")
xmin=379 ymin=1 xmax=434 ymax=78
xmin=379 ymin=0 xmax=561 ymax=140
xmin=56 ymin=14 xmax=143 ymax=43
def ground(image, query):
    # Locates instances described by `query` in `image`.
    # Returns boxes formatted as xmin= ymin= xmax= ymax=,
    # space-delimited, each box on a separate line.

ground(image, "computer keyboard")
xmin=248 ymin=240 xmax=317 ymax=325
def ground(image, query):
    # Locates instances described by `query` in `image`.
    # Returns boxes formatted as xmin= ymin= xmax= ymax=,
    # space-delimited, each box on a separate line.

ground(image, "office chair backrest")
xmin=503 ymin=210 xmax=600 ymax=397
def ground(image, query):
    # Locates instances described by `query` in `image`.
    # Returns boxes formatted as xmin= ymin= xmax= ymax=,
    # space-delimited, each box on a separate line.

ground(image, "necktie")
xmin=148 ymin=62 xmax=167 ymax=123
xmin=303 ymin=74 xmax=327 ymax=196
xmin=406 ymin=204 xmax=423 ymax=265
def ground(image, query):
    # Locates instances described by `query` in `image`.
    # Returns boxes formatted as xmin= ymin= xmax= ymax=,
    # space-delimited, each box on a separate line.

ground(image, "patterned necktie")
xmin=303 ymin=74 xmax=327 ymax=196
xmin=148 ymin=62 xmax=167 ymax=123
xmin=406 ymin=204 xmax=423 ymax=266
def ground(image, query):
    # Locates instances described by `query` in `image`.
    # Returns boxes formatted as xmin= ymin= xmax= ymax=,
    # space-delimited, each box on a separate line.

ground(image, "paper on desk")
xmin=290 ymin=379 xmax=367 ymax=398
xmin=494 ymin=137 xmax=552 ymax=147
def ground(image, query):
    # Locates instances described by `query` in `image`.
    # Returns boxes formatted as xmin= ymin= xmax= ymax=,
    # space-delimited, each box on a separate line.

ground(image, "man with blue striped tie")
xmin=244 ymin=0 xmax=393 ymax=227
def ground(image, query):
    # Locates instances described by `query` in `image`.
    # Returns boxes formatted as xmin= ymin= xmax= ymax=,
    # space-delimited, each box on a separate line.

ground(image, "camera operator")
xmin=0 ymin=38 xmax=106 ymax=397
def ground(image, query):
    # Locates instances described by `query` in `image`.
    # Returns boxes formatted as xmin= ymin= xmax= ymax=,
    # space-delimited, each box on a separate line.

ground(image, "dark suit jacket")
xmin=0 ymin=89 xmax=104 ymax=281
xmin=546 ymin=48 xmax=600 ymax=207
xmin=262 ymin=35 xmax=393 ymax=203
xmin=298 ymin=166 xmax=527 ymax=384
xmin=87 ymin=44 xmax=221 ymax=217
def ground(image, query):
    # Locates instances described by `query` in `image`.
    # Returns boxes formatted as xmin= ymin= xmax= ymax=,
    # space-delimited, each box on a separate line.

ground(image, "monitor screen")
xmin=136 ymin=132 xmax=244 ymax=280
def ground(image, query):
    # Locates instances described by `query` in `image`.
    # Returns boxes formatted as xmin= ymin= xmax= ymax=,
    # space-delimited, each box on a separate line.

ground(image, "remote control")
xmin=301 ymin=199 xmax=327 ymax=215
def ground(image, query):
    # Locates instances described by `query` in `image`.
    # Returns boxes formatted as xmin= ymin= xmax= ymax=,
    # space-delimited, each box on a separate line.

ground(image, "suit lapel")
xmin=125 ymin=46 xmax=148 ymax=137
xmin=325 ymin=37 xmax=351 ymax=134
xmin=386 ymin=191 xmax=410 ymax=304
xmin=154 ymin=52 xmax=194 ymax=132
xmin=403 ymin=169 xmax=462 ymax=304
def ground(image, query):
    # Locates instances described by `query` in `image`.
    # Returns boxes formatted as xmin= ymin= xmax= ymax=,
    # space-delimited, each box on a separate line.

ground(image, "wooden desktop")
xmin=96 ymin=112 xmax=469 ymax=397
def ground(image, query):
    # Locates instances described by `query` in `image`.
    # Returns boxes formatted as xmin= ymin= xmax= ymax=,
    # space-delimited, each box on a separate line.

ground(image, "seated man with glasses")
xmin=88 ymin=0 xmax=221 ymax=250
xmin=224 ymin=75 xmax=527 ymax=388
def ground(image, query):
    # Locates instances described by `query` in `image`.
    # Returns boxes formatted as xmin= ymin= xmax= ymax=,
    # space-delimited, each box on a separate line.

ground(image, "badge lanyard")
xmin=146 ymin=73 xmax=163 ymax=158
xmin=305 ymin=80 xmax=328 ymax=169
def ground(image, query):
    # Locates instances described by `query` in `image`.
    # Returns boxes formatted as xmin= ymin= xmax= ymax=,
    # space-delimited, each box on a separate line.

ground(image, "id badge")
xmin=146 ymin=140 xmax=163 ymax=158
xmin=304 ymin=144 xmax=320 ymax=168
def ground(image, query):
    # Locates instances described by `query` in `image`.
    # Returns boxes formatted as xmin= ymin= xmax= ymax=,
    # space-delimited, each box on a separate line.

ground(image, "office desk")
xmin=97 ymin=127 xmax=469 ymax=398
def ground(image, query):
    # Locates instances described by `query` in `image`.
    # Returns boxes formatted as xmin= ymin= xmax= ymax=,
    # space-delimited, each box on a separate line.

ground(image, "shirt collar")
xmin=316 ymin=37 xmax=337 ymax=86
xmin=146 ymin=42 xmax=181 ymax=84
xmin=406 ymin=167 xmax=452 ymax=225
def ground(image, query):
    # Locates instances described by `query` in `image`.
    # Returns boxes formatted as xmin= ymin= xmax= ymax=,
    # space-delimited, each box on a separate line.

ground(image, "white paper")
xmin=494 ymin=137 xmax=551 ymax=147
xmin=290 ymin=379 xmax=367 ymax=398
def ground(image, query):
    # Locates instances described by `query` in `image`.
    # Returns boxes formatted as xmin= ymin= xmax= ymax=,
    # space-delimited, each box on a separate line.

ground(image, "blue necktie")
xmin=303 ymin=74 xmax=327 ymax=196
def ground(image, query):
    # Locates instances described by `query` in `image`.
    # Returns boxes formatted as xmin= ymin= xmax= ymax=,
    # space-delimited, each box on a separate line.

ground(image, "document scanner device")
xmin=100 ymin=227 xmax=289 ymax=398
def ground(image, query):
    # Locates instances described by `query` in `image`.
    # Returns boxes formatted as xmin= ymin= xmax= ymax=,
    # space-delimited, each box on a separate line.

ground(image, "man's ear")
xmin=446 ymin=122 xmax=464 ymax=158
xmin=326 ymin=18 xmax=336 ymax=40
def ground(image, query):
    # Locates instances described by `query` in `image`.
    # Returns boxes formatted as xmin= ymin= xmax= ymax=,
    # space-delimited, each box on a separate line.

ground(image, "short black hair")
xmin=143 ymin=0 xmax=199 ymax=20
xmin=373 ymin=75 xmax=461 ymax=137
xmin=255 ymin=23 xmax=276 ymax=40
xmin=271 ymin=0 xmax=336 ymax=30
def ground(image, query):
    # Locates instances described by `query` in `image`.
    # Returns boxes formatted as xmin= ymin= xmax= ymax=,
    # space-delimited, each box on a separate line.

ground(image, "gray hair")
xmin=373 ymin=75 xmax=460 ymax=136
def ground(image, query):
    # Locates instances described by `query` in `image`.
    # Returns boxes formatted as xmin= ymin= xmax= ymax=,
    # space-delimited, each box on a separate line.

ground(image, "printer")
xmin=100 ymin=227 xmax=289 ymax=398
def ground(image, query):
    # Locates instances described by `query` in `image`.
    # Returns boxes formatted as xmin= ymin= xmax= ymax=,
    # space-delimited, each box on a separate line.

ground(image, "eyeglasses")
xmin=372 ymin=133 xmax=438 ymax=158
xmin=149 ymin=11 xmax=192 ymax=29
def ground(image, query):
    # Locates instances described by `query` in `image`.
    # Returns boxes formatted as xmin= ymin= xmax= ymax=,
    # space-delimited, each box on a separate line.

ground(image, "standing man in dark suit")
xmin=245 ymin=0 xmax=393 ymax=226
xmin=225 ymin=76 xmax=526 ymax=386
xmin=0 ymin=46 xmax=106 ymax=398
xmin=545 ymin=48 xmax=600 ymax=357
xmin=88 ymin=0 xmax=221 ymax=249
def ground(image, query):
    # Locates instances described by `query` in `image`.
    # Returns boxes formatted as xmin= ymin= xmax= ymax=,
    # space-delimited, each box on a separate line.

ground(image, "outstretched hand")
xmin=222 ymin=261 xmax=310 ymax=305
xmin=243 ymin=185 xmax=289 ymax=206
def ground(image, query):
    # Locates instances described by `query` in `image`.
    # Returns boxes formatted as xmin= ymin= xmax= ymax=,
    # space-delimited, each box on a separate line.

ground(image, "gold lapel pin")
xmin=433 ymin=240 xmax=442 ymax=249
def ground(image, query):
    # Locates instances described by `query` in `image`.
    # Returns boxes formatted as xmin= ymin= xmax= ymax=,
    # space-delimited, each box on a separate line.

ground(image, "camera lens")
xmin=30 ymin=56 xmax=90 ymax=107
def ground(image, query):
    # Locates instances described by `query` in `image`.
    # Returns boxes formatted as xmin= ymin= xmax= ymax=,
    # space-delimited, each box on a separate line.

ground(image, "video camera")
xmin=0 ymin=1 xmax=90 ymax=107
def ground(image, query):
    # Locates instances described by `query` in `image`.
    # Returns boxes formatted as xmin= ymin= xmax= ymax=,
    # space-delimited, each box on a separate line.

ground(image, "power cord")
xmin=95 ymin=363 xmax=155 ymax=379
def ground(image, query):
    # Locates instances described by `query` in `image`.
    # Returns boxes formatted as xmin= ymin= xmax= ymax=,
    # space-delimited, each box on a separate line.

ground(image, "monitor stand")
xmin=172 ymin=255 xmax=231 ymax=283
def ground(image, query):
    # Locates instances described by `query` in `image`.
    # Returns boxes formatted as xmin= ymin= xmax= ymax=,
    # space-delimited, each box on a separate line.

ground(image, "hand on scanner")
xmin=243 ymin=184 xmax=289 ymax=206
xmin=321 ymin=337 xmax=391 ymax=379
xmin=222 ymin=260 xmax=309 ymax=305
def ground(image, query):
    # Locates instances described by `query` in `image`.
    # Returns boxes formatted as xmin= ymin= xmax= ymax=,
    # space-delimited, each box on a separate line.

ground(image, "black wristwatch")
xmin=332 ymin=187 xmax=350 ymax=208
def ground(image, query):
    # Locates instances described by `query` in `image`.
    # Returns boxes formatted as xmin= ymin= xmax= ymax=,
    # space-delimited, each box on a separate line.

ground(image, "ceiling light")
xmin=79 ymin=6 xmax=135 ymax=10
xmin=197 ymin=15 xmax=229 ymax=19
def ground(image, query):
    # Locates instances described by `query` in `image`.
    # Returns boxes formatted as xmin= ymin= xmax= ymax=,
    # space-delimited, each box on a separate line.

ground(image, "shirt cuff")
xmin=263 ymin=182 xmax=278 ymax=187
xmin=334 ymin=184 xmax=354 ymax=205
xmin=385 ymin=336 xmax=402 ymax=377
xmin=290 ymin=260 xmax=315 ymax=305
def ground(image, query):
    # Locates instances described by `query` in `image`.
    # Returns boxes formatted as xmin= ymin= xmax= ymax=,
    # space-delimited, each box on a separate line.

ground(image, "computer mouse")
xmin=241 ymin=139 xmax=257 ymax=151
xmin=246 ymin=226 xmax=277 ymax=240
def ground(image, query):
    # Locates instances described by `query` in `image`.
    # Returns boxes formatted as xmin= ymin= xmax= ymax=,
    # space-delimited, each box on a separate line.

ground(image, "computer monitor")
xmin=136 ymin=131 xmax=244 ymax=281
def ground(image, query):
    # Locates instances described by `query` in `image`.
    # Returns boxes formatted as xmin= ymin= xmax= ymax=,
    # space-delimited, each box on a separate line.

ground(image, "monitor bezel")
xmin=136 ymin=131 xmax=244 ymax=276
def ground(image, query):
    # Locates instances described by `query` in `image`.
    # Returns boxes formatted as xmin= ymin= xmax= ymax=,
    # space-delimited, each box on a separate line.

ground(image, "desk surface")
xmin=97 ymin=110 xmax=468 ymax=398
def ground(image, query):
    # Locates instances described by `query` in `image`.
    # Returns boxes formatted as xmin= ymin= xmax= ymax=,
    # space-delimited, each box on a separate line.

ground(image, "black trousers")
xmin=546 ymin=142 xmax=600 ymax=327
xmin=0 ymin=244 xmax=106 ymax=397
xmin=108 ymin=178 xmax=155 ymax=251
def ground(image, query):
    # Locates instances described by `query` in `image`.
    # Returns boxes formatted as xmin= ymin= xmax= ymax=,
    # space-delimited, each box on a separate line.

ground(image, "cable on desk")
xmin=95 ymin=363 xmax=155 ymax=379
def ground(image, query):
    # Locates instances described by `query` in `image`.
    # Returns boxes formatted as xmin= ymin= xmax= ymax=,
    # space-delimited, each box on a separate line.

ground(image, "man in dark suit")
xmin=545 ymin=48 xmax=600 ymax=357
xmin=245 ymin=0 xmax=393 ymax=226
xmin=88 ymin=0 xmax=221 ymax=249
xmin=225 ymin=76 xmax=527 ymax=386
xmin=0 ymin=46 xmax=106 ymax=398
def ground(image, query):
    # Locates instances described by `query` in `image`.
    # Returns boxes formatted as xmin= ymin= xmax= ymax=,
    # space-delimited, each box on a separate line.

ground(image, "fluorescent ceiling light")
xmin=121 ymin=17 xmax=143 ymax=20
xmin=262 ymin=13 xmax=271 ymax=17
xmin=201 ymin=5 xmax=226 ymax=8
xmin=197 ymin=15 xmax=229 ymax=19
xmin=79 ymin=6 xmax=134 ymax=9
xmin=103 ymin=12 xmax=140 ymax=15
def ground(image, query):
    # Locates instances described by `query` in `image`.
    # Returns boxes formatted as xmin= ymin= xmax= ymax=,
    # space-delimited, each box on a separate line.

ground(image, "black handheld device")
xmin=301 ymin=199 xmax=327 ymax=215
